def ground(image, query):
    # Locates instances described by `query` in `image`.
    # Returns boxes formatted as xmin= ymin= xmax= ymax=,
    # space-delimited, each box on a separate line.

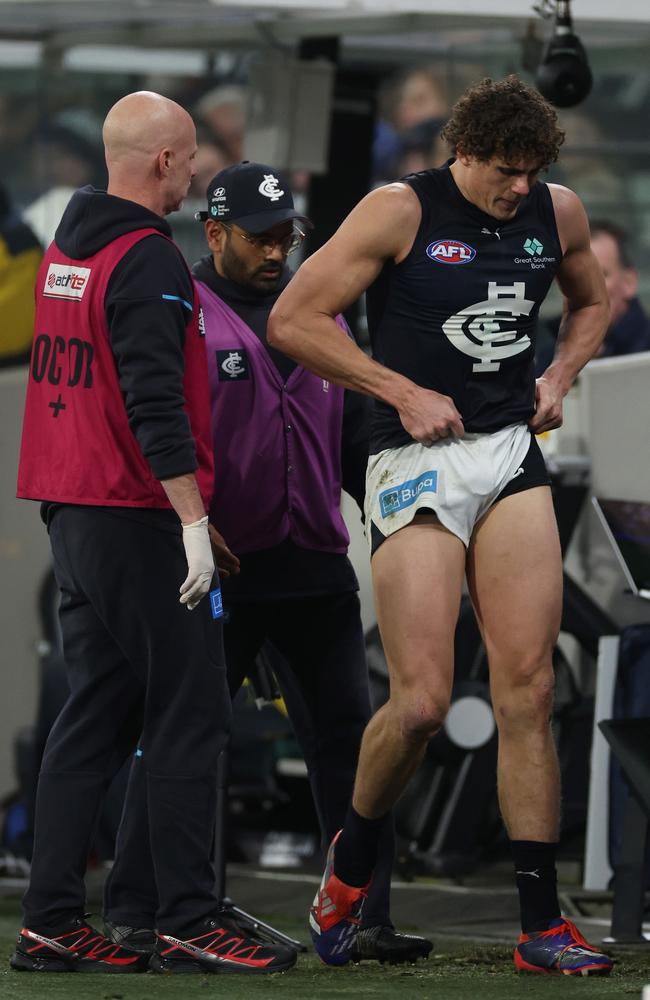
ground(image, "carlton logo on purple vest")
xmin=216 ymin=348 xmax=250 ymax=381
xmin=426 ymin=239 xmax=477 ymax=265
xmin=44 ymin=263 xmax=92 ymax=300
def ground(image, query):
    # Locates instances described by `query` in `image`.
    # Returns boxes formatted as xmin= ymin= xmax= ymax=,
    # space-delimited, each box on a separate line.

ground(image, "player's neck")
xmin=449 ymin=159 xmax=480 ymax=210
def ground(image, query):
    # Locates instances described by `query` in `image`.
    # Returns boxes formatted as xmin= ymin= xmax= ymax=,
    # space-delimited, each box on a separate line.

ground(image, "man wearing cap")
xmin=103 ymin=160 xmax=432 ymax=965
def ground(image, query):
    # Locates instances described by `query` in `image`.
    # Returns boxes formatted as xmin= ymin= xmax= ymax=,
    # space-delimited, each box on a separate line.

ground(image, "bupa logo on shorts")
xmin=426 ymin=239 xmax=476 ymax=265
xmin=44 ymin=263 xmax=91 ymax=300
xmin=216 ymin=348 xmax=249 ymax=381
xmin=379 ymin=471 xmax=438 ymax=518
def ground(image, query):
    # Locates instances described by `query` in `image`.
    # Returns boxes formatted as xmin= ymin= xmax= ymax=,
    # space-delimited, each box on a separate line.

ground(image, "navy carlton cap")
xmin=194 ymin=160 xmax=313 ymax=233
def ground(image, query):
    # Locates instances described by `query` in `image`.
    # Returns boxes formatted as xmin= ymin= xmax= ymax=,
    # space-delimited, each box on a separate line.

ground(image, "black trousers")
xmin=105 ymin=590 xmax=394 ymax=929
xmin=23 ymin=506 xmax=231 ymax=934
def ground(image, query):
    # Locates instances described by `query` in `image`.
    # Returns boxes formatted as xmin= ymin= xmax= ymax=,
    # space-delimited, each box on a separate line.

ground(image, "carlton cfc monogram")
xmin=216 ymin=348 xmax=249 ymax=381
xmin=257 ymin=174 xmax=284 ymax=201
xmin=442 ymin=280 xmax=534 ymax=372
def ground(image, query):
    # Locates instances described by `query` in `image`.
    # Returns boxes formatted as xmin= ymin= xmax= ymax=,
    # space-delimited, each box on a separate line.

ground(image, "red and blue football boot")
xmin=10 ymin=916 xmax=149 ymax=973
xmin=514 ymin=917 xmax=614 ymax=976
xmin=309 ymin=830 xmax=370 ymax=966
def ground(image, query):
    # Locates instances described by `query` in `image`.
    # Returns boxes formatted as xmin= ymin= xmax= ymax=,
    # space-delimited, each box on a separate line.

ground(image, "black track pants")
xmin=105 ymin=591 xmax=394 ymax=930
xmin=23 ymin=506 xmax=231 ymax=934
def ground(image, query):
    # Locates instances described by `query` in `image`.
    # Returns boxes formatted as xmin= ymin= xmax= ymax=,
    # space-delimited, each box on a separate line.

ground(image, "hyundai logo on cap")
xmin=194 ymin=160 xmax=312 ymax=233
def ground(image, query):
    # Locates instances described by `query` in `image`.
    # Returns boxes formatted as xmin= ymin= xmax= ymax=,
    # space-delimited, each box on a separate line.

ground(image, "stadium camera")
xmin=535 ymin=0 xmax=592 ymax=108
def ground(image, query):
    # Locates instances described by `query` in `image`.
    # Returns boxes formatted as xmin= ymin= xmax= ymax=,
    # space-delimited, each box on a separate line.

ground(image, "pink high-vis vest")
xmin=17 ymin=229 xmax=213 ymax=509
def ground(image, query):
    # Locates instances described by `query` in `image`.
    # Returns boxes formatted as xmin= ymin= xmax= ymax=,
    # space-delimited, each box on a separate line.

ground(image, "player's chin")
xmin=253 ymin=274 xmax=281 ymax=292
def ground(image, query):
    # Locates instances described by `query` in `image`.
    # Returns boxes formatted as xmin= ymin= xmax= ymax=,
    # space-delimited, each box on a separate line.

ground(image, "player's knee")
xmin=396 ymin=694 xmax=449 ymax=744
xmin=493 ymin=656 xmax=555 ymax=729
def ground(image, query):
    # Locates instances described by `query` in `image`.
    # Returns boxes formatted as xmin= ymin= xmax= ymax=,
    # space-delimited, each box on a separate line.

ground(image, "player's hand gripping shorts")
xmin=365 ymin=422 xmax=537 ymax=553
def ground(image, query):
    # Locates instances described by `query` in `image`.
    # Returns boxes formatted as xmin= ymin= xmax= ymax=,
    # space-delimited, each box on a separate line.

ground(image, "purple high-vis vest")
xmin=197 ymin=280 xmax=350 ymax=555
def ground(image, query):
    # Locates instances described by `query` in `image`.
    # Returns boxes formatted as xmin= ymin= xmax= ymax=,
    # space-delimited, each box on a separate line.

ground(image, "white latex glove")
xmin=180 ymin=515 xmax=214 ymax=610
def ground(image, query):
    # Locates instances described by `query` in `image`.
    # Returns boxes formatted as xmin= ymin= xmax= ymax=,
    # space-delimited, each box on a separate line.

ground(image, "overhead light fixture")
xmin=534 ymin=0 xmax=593 ymax=108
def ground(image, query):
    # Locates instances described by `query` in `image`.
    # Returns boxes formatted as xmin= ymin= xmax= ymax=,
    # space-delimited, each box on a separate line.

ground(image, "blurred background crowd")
xmin=2 ymin=41 xmax=650 ymax=369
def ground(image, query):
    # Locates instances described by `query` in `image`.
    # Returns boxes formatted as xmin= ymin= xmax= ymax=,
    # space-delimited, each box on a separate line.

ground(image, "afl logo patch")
xmin=426 ymin=239 xmax=476 ymax=265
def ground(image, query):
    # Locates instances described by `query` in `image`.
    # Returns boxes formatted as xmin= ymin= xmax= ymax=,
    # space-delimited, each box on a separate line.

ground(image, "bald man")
xmin=13 ymin=92 xmax=296 ymax=976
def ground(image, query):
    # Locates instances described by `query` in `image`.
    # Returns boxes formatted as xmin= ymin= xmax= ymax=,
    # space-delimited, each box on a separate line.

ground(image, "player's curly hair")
xmin=441 ymin=75 xmax=565 ymax=168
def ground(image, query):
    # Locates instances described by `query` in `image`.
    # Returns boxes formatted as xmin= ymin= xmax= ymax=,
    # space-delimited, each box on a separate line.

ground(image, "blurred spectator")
xmin=392 ymin=68 xmax=448 ymax=132
xmin=554 ymin=108 xmax=625 ymax=207
xmin=536 ymin=218 xmax=650 ymax=373
xmin=23 ymin=122 xmax=106 ymax=247
xmin=23 ymin=189 xmax=77 ymax=252
xmin=371 ymin=118 xmax=403 ymax=185
xmin=372 ymin=67 xmax=449 ymax=183
xmin=187 ymin=128 xmax=232 ymax=201
xmin=590 ymin=220 xmax=650 ymax=357
xmin=29 ymin=121 xmax=106 ymax=192
xmin=0 ymin=95 xmax=39 ymax=150
xmin=0 ymin=95 xmax=40 ymax=202
xmin=395 ymin=117 xmax=450 ymax=177
xmin=194 ymin=84 xmax=247 ymax=163
xmin=0 ymin=182 xmax=42 ymax=367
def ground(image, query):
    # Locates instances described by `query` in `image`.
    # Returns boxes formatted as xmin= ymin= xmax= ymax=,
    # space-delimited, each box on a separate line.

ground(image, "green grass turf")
xmin=0 ymin=895 xmax=649 ymax=999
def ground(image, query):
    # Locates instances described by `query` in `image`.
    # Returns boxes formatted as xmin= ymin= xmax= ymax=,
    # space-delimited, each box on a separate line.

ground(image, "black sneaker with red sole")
xmin=151 ymin=912 xmax=298 ymax=975
xmin=10 ymin=916 xmax=150 ymax=973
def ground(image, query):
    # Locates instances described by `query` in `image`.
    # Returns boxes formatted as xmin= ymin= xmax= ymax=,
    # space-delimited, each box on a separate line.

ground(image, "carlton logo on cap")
xmin=258 ymin=174 xmax=284 ymax=202
xmin=195 ymin=160 xmax=313 ymax=231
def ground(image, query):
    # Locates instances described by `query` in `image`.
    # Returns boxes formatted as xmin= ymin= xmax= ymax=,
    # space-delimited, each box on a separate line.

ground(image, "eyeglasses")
xmin=221 ymin=224 xmax=305 ymax=256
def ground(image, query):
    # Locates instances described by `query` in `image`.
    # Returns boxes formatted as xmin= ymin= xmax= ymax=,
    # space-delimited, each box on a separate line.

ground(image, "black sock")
xmin=333 ymin=805 xmax=388 ymax=888
xmin=511 ymin=840 xmax=561 ymax=933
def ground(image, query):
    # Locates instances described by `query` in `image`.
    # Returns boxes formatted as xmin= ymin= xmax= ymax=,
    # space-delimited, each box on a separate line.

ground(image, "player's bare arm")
xmin=268 ymin=184 xmax=464 ymax=443
xmin=531 ymin=184 xmax=609 ymax=433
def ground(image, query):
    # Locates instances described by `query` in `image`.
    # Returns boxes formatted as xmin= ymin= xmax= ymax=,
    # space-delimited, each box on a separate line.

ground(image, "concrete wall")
xmin=0 ymin=367 xmax=51 ymax=798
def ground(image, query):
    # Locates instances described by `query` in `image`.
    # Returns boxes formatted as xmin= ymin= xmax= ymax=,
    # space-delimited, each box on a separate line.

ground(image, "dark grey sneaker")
xmin=150 ymin=913 xmax=298 ymax=975
xmin=11 ymin=917 xmax=149 ymax=973
xmin=104 ymin=921 xmax=156 ymax=955
xmin=351 ymin=925 xmax=433 ymax=965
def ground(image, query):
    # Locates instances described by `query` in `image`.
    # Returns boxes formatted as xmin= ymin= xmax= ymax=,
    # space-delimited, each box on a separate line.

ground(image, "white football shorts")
xmin=365 ymin=422 xmax=532 ymax=552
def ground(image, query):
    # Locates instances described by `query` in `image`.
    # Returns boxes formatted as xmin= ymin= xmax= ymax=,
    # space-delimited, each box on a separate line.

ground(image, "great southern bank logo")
xmin=523 ymin=237 xmax=543 ymax=256
xmin=426 ymin=239 xmax=476 ymax=265
xmin=379 ymin=471 xmax=438 ymax=518
xmin=515 ymin=236 xmax=555 ymax=270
